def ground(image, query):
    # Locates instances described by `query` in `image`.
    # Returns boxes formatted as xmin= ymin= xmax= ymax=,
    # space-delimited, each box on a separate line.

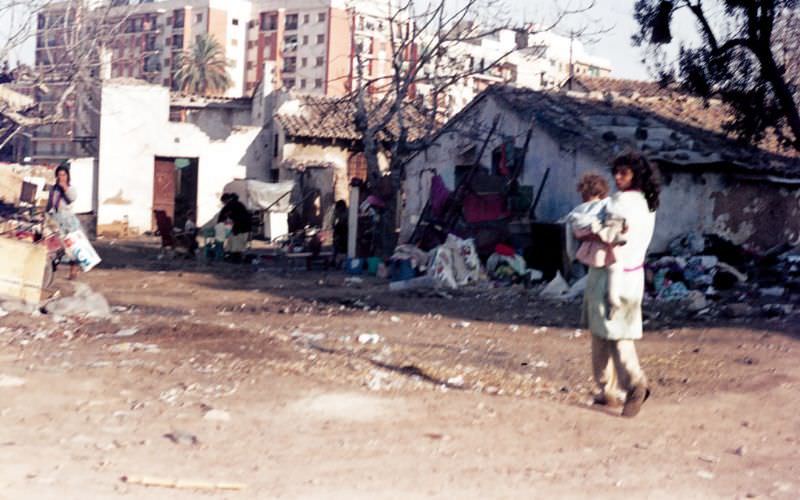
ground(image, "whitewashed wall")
xmin=98 ymin=81 xmax=263 ymax=233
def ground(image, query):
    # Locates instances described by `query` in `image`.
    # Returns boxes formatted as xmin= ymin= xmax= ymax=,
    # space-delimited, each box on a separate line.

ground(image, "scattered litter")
xmin=203 ymin=409 xmax=231 ymax=422
xmin=109 ymin=342 xmax=160 ymax=354
xmin=446 ymin=375 xmax=465 ymax=387
xmin=0 ymin=374 xmax=25 ymax=387
xmin=344 ymin=277 xmax=363 ymax=286
xmin=698 ymin=454 xmax=720 ymax=464
xmin=121 ymin=475 xmax=245 ymax=491
xmin=532 ymin=327 xmax=548 ymax=334
xmin=390 ymin=316 xmax=401 ymax=323
xmin=450 ymin=321 xmax=471 ymax=329
xmin=533 ymin=360 xmax=549 ymax=368
xmin=43 ymin=283 xmax=111 ymax=318
xmin=357 ymin=333 xmax=381 ymax=344
xmin=696 ymin=470 xmax=714 ymax=480
xmin=539 ymin=272 xmax=570 ymax=299
xmin=163 ymin=431 xmax=199 ymax=446
xmin=508 ymin=324 xmax=519 ymax=332
xmin=0 ymin=307 xmax=7 ymax=317
xmin=114 ymin=327 xmax=139 ymax=338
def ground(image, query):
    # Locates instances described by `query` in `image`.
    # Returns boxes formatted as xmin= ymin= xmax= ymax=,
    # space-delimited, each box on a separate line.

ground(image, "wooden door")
xmin=152 ymin=158 xmax=176 ymax=231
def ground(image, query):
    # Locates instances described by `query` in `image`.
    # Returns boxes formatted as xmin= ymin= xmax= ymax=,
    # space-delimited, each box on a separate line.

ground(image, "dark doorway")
xmin=152 ymin=156 xmax=198 ymax=231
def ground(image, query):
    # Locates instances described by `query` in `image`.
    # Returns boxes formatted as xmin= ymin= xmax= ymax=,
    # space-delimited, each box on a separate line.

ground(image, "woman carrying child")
xmin=579 ymin=152 xmax=661 ymax=417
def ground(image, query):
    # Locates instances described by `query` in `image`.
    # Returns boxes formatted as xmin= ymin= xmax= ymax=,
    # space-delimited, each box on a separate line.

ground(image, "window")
xmin=284 ymin=34 xmax=298 ymax=52
xmin=285 ymin=14 xmax=298 ymax=30
xmin=172 ymin=34 xmax=184 ymax=48
xmin=232 ymin=18 xmax=239 ymax=26
xmin=173 ymin=9 xmax=185 ymax=28
xmin=314 ymin=78 xmax=322 ymax=89
xmin=316 ymin=34 xmax=324 ymax=44
xmin=247 ymin=61 xmax=254 ymax=69
xmin=315 ymin=56 xmax=324 ymax=67
xmin=302 ymin=35 xmax=309 ymax=45
xmin=145 ymin=33 xmax=158 ymax=51
xmin=196 ymin=13 xmax=202 ymax=23
xmin=283 ymin=56 xmax=296 ymax=72
xmin=303 ymin=14 xmax=310 ymax=24
xmin=301 ymin=57 xmax=307 ymax=67
xmin=260 ymin=13 xmax=277 ymax=30
xmin=300 ymin=79 xmax=306 ymax=89
xmin=231 ymin=39 xmax=238 ymax=46
xmin=273 ymin=133 xmax=279 ymax=157
xmin=283 ymin=78 xmax=295 ymax=89
xmin=318 ymin=12 xmax=326 ymax=22
xmin=247 ymin=40 xmax=255 ymax=49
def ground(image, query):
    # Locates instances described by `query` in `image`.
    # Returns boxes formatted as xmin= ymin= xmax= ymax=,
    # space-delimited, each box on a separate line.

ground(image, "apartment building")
xmin=416 ymin=27 xmax=612 ymax=118
xmin=31 ymin=0 xmax=395 ymax=161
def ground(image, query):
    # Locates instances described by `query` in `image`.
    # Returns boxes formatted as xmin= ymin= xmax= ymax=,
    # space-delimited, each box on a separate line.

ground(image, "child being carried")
xmin=566 ymin=172 xmax=628 ymax=319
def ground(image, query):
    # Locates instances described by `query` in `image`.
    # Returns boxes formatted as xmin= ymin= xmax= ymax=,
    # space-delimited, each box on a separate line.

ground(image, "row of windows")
xmin=260 ymin=12 xmax=326 ymax=31
xmin=281 ymin=56 xmax=325 ymax=72
xmin=282 ymin=78 xmax=323 ymax=90
xmin=283 ymin=33 xmax=325 ymax=51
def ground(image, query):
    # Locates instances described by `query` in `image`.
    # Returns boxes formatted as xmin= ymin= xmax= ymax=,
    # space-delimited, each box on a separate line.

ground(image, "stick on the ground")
xmin=121 ymin=475 xmax=246 ymax=491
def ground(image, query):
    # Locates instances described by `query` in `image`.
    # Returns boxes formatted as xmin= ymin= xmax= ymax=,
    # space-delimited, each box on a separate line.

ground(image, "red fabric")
xmin=495 ymin=243 xmax=515 ymax=256
xmin=462 ymin=193 xmax=510 ymax=223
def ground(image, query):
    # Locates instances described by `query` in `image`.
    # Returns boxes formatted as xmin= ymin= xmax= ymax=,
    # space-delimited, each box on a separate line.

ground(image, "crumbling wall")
xmin=710 ymin=180 xmax=800 ymax=250
xmin=654 ymin=170 xmax=800 ymax=252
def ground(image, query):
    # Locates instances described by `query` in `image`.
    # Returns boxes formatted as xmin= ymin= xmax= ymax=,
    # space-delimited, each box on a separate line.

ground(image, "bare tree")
xmin=329 ymin=0 xmax=597 ymax=253
xmin=1 ymin=0 xmax=138 ymax=156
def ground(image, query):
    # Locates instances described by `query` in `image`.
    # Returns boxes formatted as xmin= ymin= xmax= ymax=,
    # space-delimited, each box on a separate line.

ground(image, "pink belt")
xmin=624 ymin=264 xmax=644 ymax=272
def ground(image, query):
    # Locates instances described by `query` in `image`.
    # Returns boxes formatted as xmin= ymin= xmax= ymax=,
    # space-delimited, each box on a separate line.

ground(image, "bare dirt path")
xmin=1 ymin=238 xmax=798 ymax=499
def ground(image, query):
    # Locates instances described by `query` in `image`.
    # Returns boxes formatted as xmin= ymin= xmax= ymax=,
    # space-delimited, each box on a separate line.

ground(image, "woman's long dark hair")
xmin=55 ymin=164 xmax=71 ymax=185
xmin=611 ymin=151 xmax=660 ymax=212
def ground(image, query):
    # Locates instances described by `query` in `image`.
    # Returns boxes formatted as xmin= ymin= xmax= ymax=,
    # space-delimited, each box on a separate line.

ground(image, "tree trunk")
xmin=758 ymin=47 xmax=800 ymax=150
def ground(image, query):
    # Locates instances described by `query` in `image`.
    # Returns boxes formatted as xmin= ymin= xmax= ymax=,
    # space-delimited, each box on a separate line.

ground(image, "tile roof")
xmin=474 ymin=81 xmax=800 ymax=178
xmin=274 ymin=93 xmax=430 ymax=143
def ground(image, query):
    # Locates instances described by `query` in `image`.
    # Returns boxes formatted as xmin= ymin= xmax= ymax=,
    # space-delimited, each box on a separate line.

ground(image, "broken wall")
xmin=97 ymin=81 xmax=264 ymax=234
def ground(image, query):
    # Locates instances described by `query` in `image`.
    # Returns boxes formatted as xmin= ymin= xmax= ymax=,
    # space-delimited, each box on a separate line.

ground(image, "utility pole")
xmin=568 ymin=29 xmax=574 ymax=90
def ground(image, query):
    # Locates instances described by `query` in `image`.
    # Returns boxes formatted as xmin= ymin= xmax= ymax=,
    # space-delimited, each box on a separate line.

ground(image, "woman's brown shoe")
xmin=593 ymin=393 xmax=624 ymax=408
xmin=621 ymin=385 xmax=651 ymax=417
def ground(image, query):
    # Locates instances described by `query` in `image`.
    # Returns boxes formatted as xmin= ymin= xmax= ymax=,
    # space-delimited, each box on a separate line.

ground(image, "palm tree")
xmin=173 ymin=34 xmax=232 ymax=96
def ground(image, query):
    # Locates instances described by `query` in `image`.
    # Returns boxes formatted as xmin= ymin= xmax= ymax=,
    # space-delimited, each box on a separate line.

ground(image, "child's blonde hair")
xmin=576 ymin=172 xmax=609 ymax=200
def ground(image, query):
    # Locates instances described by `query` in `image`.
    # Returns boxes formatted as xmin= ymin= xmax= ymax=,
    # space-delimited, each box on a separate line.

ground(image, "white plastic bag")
xmin=539 ymin=271 xmax=570 ymax=299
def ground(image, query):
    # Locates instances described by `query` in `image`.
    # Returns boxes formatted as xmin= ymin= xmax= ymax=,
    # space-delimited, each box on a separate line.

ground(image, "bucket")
xmin=346 ymin=257 xmax=363 ymax=274
xmin=367 ymin=256 xmax=382 ymax=275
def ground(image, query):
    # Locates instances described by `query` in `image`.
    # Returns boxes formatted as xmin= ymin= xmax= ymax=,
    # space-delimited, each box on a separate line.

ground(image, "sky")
xmin=507 ymin=0 xmax=701 ymax=80
xmin=1 ymin=0 xmax=700 ymax=81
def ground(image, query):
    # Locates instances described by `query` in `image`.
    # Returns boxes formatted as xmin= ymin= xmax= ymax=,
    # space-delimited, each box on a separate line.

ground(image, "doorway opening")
xmin=152 ymin=156 xmax=198 ymax=231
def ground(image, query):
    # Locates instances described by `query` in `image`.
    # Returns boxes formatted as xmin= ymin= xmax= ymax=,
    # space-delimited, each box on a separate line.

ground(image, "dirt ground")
xmin=1 ymin=237 xmax=798 ymax=499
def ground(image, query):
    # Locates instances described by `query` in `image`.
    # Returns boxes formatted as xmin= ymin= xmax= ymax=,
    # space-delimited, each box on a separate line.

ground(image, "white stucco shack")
xmin=401 ymin=78 xmax=800 ymax=253
xmin=97 ymin=79 xmax=266 ymax=234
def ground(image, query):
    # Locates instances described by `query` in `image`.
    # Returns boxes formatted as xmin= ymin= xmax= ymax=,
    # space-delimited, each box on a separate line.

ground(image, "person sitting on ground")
xmin=566 ymin=172 xmax=628 ymax=319
xmin=218 ymin=193 xmax=251 ymax=262
xmin=46 ymin=164 xmax=80 ymax=280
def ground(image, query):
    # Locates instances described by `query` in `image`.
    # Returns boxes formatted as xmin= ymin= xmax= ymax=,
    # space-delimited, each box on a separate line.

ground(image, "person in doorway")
xmin=332 ymin=200 xmax=349 ymax=266
xmin=218 ymin=193 xmax=251 ymax=262
xmin=46 ymin=164 xmax=80 ymax=280
xmin=581 ymin=151 xmax=660 ymax=417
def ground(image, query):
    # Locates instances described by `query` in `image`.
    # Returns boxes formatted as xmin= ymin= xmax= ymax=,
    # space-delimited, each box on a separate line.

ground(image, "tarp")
xmin=222 ymin=179 xmax=295 ymax=213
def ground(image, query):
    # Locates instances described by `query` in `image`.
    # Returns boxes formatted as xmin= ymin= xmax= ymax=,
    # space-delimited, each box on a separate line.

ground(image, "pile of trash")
xmin=647 ymin=232 xmax=799 ymax=318
xmin=388 ymin=236 xmax=548 ymax=292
